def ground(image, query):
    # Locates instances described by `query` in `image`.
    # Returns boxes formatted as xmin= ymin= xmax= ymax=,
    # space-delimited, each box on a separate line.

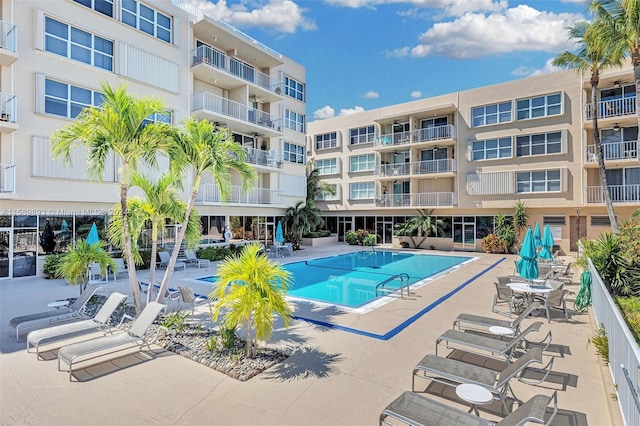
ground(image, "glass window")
xmin=120 ymin=0 xmax=171 ymax=43
xmin=516 ymin=131 xmax=562 ymax=157
xmin=472 ymin=137 xmax=512 ymax=161
xmin=45 ymin=17 xmax=113 ymax=71
xmin=315 ymin=184 xmax=338 ymax=201
xmin=516 ymin=169 xmax=561 ymax=193
xmin=283 ymin=141 xmax=305 ymax=164
xmin=45 ymin=78 xmax=102 ymax=119
xmin=516 ymin=92 xmax=562 ymax=120
xmin=284 ymin=109 xmax=305 ymax=133
xmin=142 ymin=111 xmax=172 ymax=126
xmin=316 ymin=158 xmax=337 ymax=175
xmin=349 ymin=182 xmax=375 ymax=199
xmin=349 ymin=125 xmax=375 ymax=145
xmin=73 ymin=0 xmax=114 ymax=17
xmin=471 ymin=102 xmax=511 ymax=127
xmin=349 ymin=154 xmax=375 ymax=172
xmin=285 ymin=76 xmax=304 ymax=101
xmin=315 ymin=132 xmax=337 ymax=150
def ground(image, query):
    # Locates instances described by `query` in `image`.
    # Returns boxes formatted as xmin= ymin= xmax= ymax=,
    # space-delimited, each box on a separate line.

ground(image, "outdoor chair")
xmin=57 ymin=301 xmax=165 ymax=381
xmin=492 ymin=282 xmax=526 ymax=317
xmin=88 ymin=262 xmax=109 ymax=287
xmin=185 ymin=249 xmax=210 ymax=268
xmin=535 ymin=288 xmax=570 ymax=323
xmin=9 ymin=286 xmax=101 ymax=341
xmin=379 ymin=390 xmax=557 ymax=426
xmin=109 ymin=258 xmax=127 ymax=281
xmin=544 ymin=279 xmax=565 ymax=290
xmin=435 ymin=321 xmax=552 ymax=362
xmin=555 ymin=262 xmax=574 ymax=285
xmin=453 ymin=302 xmax=542 ymax=335
xmin=496 ymin=276 xmax=526 ymax=286
xmin=27 ymin=292 xmax=128 ymax=359
xmin=138 ymin=281 xmax=180 ymax=313
xmin=157 ymin=251 xmax=186 ymax=271
xmin=412 ymin=347 xmax=553 ymax=413
xmin=177 ymin=286 xmax=212 ymax=317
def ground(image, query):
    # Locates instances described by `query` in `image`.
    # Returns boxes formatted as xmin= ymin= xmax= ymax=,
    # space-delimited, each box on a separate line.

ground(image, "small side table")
xmin=489 ymin=326 xmax=515 ymax=337
xmin=455 ymin=383 xmax=493 ymax=416
xmin=48 ymin=300 xmax=70 ymax=310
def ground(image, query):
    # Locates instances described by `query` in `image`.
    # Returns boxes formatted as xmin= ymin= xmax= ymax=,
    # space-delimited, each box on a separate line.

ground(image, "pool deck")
xmin=1 ymin=244 xmax=623 ymax=425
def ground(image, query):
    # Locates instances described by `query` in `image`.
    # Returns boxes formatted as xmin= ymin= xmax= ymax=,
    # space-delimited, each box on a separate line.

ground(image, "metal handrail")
xmin=375 ymin=273 xmax=411 ymax=299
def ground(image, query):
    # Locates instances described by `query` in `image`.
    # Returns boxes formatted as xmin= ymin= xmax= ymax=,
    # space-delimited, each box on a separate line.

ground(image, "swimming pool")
xmin=200 ymin=250 xmax=471 ymax=309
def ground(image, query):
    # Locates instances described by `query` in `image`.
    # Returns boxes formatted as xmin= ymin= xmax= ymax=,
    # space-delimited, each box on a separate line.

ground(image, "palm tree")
xmin=209 ymin=243 xmax=293 ymax=359
xmin=284 ymin=200 xmax=323 ymax=250
xmin=393 ymin=209 xmax=445 ymax=248
xmin=108 ymin=172 xmax=201 ymax=304
xmin=306 ymin=167 xmax=336 ymax=202
xmin=51 ymin=82 xmax=178 ymax=314
xmin=553 ymin=20 xmax=624 ymax=233
xmin=154 ymin=119 xmax=256 ymax=302
xmin=56 ymin=240 xmax=115 ymax=295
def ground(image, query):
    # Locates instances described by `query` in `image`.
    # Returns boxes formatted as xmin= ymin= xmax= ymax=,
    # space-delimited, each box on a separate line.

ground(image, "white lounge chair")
xmin=9 ymin=286 xmax=101 ymax=341
xmin=453 ymin=302 xmax=542 ymax=335
xmin=27 ymin=292 xmax=128 ymax=359
xmin=109 ymin=258 xmax=127 ymax=280
xmin=157 ymin=251 xmax=186 ymax=271
xmin=185 ymin=249 xmax=210 ymax=268
xmin=57 ymin=302 xmax=165 ymax=381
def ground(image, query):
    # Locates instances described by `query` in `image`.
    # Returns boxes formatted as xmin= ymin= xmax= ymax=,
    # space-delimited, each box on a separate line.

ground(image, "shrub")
xmin=346 ymin=229 xmax=376 ymax=245
xmin=481 ymin=234 xmax=506 ymax=254
xmin=43 ymin=253 xmax=66 ymax=279
xmin=219 ymin=323 xmax=238 ymax=349
xmin=303 ymin=230 xmax=331 ymax=238
xmin=589 ymin=324 xmax=609 ymax=364
xmin=159 ymin=311 xmax=189 ymax=332
xmin=615 ymin=297 xmax=640 ymax=343
xmin=363 ymin=233 xmax=377 ymax=246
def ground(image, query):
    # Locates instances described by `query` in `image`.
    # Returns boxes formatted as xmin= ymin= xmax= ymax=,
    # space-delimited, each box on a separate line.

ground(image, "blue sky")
xmin=192 ymin=0 xmax=589 ymax=121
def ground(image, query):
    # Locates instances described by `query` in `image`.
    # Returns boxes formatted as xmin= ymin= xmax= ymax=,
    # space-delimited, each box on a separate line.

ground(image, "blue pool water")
xmin=200 ymin=251 xmax=470 ymax=308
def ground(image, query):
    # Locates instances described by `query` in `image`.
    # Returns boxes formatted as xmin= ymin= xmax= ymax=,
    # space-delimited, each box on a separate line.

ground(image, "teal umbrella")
xmin=275 ymin=221 xmax=284 ymax=244
xmin=86 ymin=222 xmax=100 ymax=245
xmin=533 ymin=222 xmax=542 ymax=249
xmin=517 ymin=228 xmax=539 ymax=280
xmin=538 ymin=224 xmax=555 ymax=262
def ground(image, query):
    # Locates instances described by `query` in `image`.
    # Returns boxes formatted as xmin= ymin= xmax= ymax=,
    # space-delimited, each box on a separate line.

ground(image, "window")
xmin=316 ymin=159 xmax=337 ymax=175
xmin=285 ymin=76 xmax=304 ymax=101
xmin=543 ymin=216 xmax=566 ymax=226
xmin=472 ymin=137 xmax=511 ymax=161
xmin=516 ymin=131 xmax=562 ymax=157
xmin=284 ymin=109 xmax=305 ymax=133
xmin=74 ymin=0 xmax=114 ymax=17
xmin=45 ymin=17 xmax=113 ymax=71
xmin=349 ymin=154 xmax=375 ymax=172
xmin=349 ymin=182 xmax=375 ymax=199
xmin=516 ymin=92 xmax=562 ymax=120
xmin=315 ymin=184 xmax=338 ymax=201
xmin=472 ymin=102 xmax=511 ymax=127
xmin=349 ymin=125 xmax=375 ymax=145
xmin=44 ymin=78 xmax=104 ymax=118
xmin=315 ymin=132 xmax=337 ymax=150
xmin=142 ymin=111 xmax=172 ymax=126
xmin=121 ymin=0 xmax=171 ymax=43
xmin=516 ymin=169 xmax=561 ymax=193
xmin=283 ymin=141 xmax=305 ymax=164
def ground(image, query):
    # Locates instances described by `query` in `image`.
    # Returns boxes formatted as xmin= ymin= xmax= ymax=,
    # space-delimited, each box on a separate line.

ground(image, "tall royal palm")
xmin=51 ymin=83 xmax=177 ymax=314
xmin=155 ymin=119 xmax=256 ymax=302
xmin=553 ymin=20 xmax=624 ymax=233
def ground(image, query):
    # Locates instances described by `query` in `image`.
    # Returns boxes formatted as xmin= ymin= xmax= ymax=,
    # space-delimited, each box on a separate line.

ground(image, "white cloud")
xmin=324 ymin=0 xmax=507 ymax=16
xmin=407 ymin=5 xmax=584 ymax=59
xmin=512 ymin=58 xmax=562 ymax=77
xmin=364 ymin=91 xmax=380 ymax=99
xmin=339 ymin=106 xmax=365 ymax=116
xmin=312 ymin=106 xmax=336 ymax=120
xmin=410 ymin=90 xmax=423 ymax=98
xmin=193 ymin=0 xmax=316 ymax=33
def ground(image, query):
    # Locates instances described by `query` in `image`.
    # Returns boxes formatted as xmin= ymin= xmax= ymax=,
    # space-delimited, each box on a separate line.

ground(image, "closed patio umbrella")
xmin=538 ymin=224 xmax=555 ymax=262
xmin=517 ymin=228 xmax=539 ymax=280
xmin=533 ymin=222 xmax=542 ymax=249
xmin=275 ymin=221 xmax=284 ymax=245
xmin=86 ymin=222 xmax=100 ymax=245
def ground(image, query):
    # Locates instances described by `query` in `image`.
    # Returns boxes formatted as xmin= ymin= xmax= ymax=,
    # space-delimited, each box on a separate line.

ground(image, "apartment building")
xmin=0 ymin=0 xmax=308 ymax=279
xmin=307 ymin=64 xmax=639 ymax=254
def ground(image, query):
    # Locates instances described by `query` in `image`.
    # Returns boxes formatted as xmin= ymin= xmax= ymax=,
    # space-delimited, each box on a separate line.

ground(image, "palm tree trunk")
xmin=246 ymin=317 xmax=253 ymax=359
xmin=148 ymin=224 xmax=158 ymax=305
xmin=120 ymin=166 xmax=143 ymax=314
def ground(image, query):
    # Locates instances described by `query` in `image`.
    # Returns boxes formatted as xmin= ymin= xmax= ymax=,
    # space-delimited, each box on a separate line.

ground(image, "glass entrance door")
xmin=453 ymin=216 xmax=476 ymax=250
xmin=0 ymin=230 xmax=10 ymax=279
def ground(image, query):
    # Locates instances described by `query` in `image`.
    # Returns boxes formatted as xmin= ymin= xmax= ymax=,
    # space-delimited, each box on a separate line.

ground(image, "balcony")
xmin=375 ymin=192 xmax=456 ymax=207
xmin=586 ymin=184 xmax=640 ymax=203
xmin=237 ymin=146 xmax=283 ymax=171
xmin=376 ymin=159 xmax=455 ymax=178
xmin=0 ymin=163 xmax=15 ymax=194
xmin=374 ymin=124 xmax=456 ymax=151
xmin=191 ymin=45 xmax=283 ymax=104
xmin=191 ymin=91 xmax=282 ymax=137
xmin=585 ymin=142 xmax=638 ymax=165
xmin=0 ymin=92 xmax=17 ymax=133
xmin=585 ymin=97 xmax=636 ymax=121
xmin=198 ymin=184 xmax=283 ymax=206
xmin=0 ymin=20 xmax=18 ymax=66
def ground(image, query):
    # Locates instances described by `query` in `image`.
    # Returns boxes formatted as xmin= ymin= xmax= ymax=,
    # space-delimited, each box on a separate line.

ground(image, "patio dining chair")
xmin=492 ymin=282 xmax=526 ymax=318
xmin=535 ymin=288 xmax=570 ymax=323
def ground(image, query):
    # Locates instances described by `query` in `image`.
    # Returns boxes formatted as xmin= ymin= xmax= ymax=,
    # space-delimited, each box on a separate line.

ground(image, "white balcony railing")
xmin=0 ymin=92 xmax=17 ymax=123
xmin=376 ymin=158 xmax=455 ymax=177
xmin=586 ymin=184 xmax=640 ymax=203
xmin=198 ymin=184 xmax=283 ymax=205
xmin=586 ymin=141 xmax=638 ymax=162
xmin=375 ymin=125 xmax=456 ymax=148
xmin=0 ymin=20 xmax=17 ymax=53
xmin=0 ymin=163 xmax=15 ymax=192
xmin=191 ymin=92 xmax=281 ymax=132
xmin=237 ymin=146 xmax=283 ymax=169
xmin=375 ymin=192 xmax=456 ymax=207
xmin=585 ymin=97 xmax=637 ymax=120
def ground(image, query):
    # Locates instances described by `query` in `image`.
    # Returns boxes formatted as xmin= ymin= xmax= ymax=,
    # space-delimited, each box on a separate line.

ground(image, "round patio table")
xmin=455 ymin=383 xmax=493 ymax=416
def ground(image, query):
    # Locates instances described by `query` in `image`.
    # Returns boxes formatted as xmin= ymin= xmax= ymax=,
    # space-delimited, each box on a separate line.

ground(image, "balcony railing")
xmin=238 ymin=146 xmax=283 ymax=169
xmin=375 ymin=192 xmax=456 ymax=207
xmin=586 ymin=141 xmax=638 ymax=162
xmin=0 ymin=92 xmax=17 ymax=123
xmin=376 ymin=159 xmax=455 ymax=177
xmin=585 ymin=97 xmax=637 ymax=120
xmin=0 ymin=163 xmax=15 ymax=193
xmin=191 ymin=45 xmax=282 ymax=94
xmin=191 ymin=92 xmax=281 ymax=132
xmin=586 ymin=184 xmax=640 ymax=203
xmin=0 ymin=20 xmax=17 ymax=53
xmin=198 ymin=184 xmax=283 ymax=205
xmin=375 ymin=125 xmax=456 ymax=148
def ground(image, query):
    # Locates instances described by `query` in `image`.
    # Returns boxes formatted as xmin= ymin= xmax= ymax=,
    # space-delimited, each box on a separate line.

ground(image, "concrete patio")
xmin=0 ymin=244 xmax=623 ymax=425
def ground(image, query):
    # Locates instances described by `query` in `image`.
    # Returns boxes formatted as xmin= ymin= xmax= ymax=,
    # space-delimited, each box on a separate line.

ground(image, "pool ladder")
xmin=375 ymin=273 xmax=411 ymax=299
